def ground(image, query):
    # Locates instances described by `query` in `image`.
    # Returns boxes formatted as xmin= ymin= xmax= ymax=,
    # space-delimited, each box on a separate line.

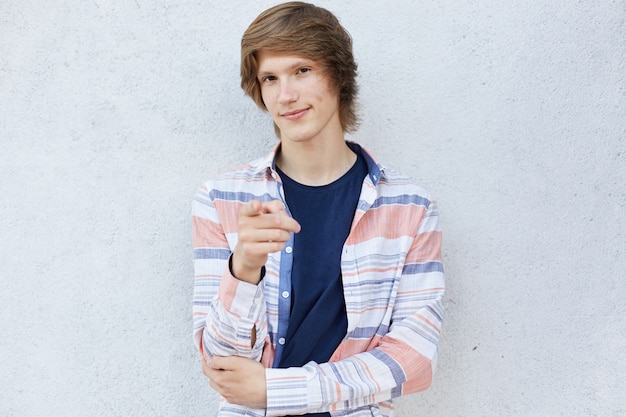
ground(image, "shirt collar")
xmin=251 ymin=141 xmax=384 ymax=185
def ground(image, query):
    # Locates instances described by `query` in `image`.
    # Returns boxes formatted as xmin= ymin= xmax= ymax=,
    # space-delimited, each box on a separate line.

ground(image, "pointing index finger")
xmin=261 ymin=200 xmax=301 ymax=233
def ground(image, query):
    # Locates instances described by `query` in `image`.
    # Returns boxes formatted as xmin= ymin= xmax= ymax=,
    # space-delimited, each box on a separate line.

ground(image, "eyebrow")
xmin=257 ymin=59 xmax=315 ymax=78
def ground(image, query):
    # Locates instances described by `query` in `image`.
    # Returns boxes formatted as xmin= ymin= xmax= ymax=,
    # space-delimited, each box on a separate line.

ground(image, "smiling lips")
xmin=281 ymin=108 xmax=309 ymax=120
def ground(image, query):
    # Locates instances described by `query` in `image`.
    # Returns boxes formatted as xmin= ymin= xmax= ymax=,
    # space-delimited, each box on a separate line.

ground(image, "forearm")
xmin=264 ymin=318 xmax=440 ymax=416
xmin=202 ymin=266 xmax=268 ymax=359
xmin=192 ymin=192 xmax=268 ymax=360
xmin=264 ymin=357 xmax=399 ymax=416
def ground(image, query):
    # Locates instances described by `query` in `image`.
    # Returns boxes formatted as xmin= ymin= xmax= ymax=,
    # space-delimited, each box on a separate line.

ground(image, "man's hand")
xmin=232 ymin=199 xmax=300 ymax=284
xmin=203 ymin=356 xmax=268 ymax=409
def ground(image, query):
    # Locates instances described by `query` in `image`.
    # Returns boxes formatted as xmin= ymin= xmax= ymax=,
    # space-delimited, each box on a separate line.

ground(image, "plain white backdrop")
xmin=1 ymin=1 xmax=625 ymax=416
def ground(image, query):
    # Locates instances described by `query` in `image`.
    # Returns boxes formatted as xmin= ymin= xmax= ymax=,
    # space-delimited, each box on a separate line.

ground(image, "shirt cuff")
xmin=265 ymin=365 xmax=324 ymax=417
xmin=219 ymin=258 xmax=265 ymax=319
xmin=214 ymin=258 xmax=266 ymax=353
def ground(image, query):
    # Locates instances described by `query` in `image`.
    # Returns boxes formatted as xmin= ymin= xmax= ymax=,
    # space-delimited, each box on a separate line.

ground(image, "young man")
xmin=192 ymin=2 xmax=444 ymax=416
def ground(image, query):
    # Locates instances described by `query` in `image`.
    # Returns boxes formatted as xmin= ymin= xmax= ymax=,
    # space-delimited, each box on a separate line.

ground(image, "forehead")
xmin=256 ymin=51 xmax=316 ymax=74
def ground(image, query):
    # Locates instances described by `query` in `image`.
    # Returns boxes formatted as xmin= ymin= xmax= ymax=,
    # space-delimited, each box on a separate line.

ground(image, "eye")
xmin=297 ymin=67 xmax=311 ymax=75
xmin=260 ymin=75 xmax=277 ymax=83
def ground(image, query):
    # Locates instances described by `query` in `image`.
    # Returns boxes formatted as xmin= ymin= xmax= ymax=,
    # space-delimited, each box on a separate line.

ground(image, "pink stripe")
xmin=346 ymin=205 xmax=425 ymax=244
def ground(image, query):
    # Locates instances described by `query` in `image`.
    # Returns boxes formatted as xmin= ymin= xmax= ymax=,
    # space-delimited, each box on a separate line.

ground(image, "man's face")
xmin=256 ymin=51 xmax=342 ymax=144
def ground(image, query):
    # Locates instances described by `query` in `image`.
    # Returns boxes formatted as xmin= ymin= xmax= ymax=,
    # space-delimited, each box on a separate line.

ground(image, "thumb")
xmin=209 ymin=355 xmax=233 ymax=371
xmin=261 ymin=199 xmax=286 ymax=214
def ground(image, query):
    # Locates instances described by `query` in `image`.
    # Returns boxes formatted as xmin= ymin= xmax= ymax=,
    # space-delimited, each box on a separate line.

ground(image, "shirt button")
xmin=282 ymin=291 xmax=289 ymax=298
xmin=285 ymin=246 xmax=293 ymax=254
xmin=278 ymin=337 xmax=285 ymax=345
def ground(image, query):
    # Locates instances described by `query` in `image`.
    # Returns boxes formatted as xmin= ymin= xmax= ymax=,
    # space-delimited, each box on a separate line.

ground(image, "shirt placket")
xmin=269 ymin=168 xmax=295 ymax=367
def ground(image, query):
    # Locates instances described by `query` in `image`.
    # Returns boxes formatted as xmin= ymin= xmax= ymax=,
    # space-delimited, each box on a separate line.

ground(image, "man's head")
xmin=241 ymin=2 xmax=359 ymax=134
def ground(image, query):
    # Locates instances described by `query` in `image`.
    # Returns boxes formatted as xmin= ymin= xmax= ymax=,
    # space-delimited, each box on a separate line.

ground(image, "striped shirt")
xmin=192 ymin=143 xmax=445 ymax=417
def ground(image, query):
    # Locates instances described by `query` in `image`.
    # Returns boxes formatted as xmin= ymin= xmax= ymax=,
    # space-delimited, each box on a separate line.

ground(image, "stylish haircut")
xmin=241 ymin=2 xmax=359 ymax=133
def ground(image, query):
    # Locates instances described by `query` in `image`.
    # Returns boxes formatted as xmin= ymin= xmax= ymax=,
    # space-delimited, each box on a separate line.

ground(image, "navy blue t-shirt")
xmin=275 ymin=149 xmax=367 ymax=416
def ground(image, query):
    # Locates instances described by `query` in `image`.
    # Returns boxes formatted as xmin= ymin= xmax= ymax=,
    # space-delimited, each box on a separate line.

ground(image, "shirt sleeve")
xmin=191 ymin=184 xmax=267 ymax=361
xmin=264 ymin=200 xmax=445 ymax=417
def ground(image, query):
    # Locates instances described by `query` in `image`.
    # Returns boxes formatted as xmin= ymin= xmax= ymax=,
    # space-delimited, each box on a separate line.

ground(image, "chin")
xmin=278 ymin=128 xmax=315 ymax=143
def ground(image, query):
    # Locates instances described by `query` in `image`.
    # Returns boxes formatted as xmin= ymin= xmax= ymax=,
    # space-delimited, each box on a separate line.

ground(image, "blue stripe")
xmin=193 ymin=248 xmax=230 ymax=260
xmin=370 ymin=350 xmax=405 ymax=398
xmin=425 ymin=304 xmax=443 ymax=322
xmin=371 ymin=194 xmax=430 ymax=210
xmin=209 ymin=190 xmax=275 ymax=203
xmin=402 ymin=261 xmax=444 ymax=274
xmin=349 ymin=324 xmax=390 ymax=339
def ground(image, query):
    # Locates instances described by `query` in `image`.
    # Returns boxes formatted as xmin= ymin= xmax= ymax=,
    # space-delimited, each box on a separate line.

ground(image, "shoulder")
xmin=197 ymin=154 xmax=269 ymax=193
xmin=376 ymin=164 xmax=434 ymax=208
xmin=356 ymin=143 xmax=433 ymax=205
xmin=194 ymin=152 xmax=279 ymax=213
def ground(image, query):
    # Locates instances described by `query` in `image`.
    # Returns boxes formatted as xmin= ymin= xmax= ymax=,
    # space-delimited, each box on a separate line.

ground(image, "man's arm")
xmin=193 ymin=184 xmax=301 ymax=356
xmin=203 ymin=200 xmax=444 ymax=415
xmin=266 ymin=200 xmax=444 ymax=415
xmin=192 ymin=186 xmax=267 ymax=360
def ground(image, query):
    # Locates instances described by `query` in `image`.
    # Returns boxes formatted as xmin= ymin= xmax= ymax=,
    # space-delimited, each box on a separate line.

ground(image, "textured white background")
xmin=1 ymin=1 xmax=625 ymax=416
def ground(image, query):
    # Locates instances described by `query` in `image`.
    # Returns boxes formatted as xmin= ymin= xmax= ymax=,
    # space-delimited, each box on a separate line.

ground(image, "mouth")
xmin=281 ymin=108 xmax=309 ymax=120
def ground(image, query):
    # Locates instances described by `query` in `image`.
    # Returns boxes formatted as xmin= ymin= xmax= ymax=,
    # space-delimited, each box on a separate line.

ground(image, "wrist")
xmin=229 ymin=255 xmax=264 ymax=284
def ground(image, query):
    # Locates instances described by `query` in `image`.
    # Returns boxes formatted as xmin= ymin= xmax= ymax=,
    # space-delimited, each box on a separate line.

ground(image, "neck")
xmin=276 ymin=138 xmax=356 ymax=186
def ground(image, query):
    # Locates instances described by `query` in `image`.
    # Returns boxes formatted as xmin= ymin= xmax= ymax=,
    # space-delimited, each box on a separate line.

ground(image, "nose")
xmin=278 ymin=79 xmax=298 ymax=105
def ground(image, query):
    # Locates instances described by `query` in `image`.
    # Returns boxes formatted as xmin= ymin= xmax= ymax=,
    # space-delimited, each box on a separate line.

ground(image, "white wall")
xmin=1 ymin=1 xmax=624 ymax=416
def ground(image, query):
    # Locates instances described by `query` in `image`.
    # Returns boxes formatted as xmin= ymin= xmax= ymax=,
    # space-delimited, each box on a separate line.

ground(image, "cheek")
xmin=259 ymin=88 xmax=274 ymax=111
